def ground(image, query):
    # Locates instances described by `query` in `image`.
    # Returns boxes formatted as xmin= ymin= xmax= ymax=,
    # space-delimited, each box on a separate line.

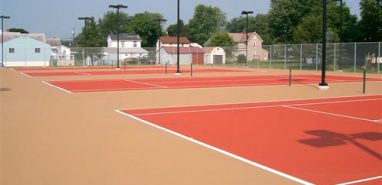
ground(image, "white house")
xmin=204 ymin=47 xmax=226 ymax=65
xmin=106 ymin=33 xmax=148 ymax=62
xmin=47 ymin=38 xmax=74 ymax=66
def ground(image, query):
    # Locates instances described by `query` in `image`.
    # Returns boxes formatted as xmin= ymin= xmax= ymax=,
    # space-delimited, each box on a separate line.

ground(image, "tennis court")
xmin=118 ymin=95 xmax=382 ymax=185
xmin=21 ymin=67 xmax=248 ymax=77
xmin=45 ymin=74 xmax=381 ymax=93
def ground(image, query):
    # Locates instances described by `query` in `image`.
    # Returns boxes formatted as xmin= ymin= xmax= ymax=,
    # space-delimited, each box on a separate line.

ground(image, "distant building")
xmin=0 ymin=32 xmax=51 ymax=67
xmin=47 ymin=38 xmax=74 ymax=66
xmin=204 ymin=47 xmax=226 ymax=65
xmin=104 ymin=34 xmax=148 ymax=63
xmin=228 ymin=32 xmax=268 ymax=61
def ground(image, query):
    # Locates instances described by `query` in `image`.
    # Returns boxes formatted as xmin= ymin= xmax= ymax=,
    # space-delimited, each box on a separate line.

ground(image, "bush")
xmin=237 ymin=54 xmax=247 ymax=63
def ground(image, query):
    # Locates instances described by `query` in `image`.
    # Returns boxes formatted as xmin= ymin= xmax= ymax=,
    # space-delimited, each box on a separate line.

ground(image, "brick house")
xmin=228 ymin=32 xmax=268 ymax=61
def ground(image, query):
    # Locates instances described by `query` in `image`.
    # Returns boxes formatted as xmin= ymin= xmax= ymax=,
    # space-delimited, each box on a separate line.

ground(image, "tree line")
xmin=72 ymin=0 xmax=381 ymax=47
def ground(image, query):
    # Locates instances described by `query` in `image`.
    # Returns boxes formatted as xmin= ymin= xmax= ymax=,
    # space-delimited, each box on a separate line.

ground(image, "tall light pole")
xmin=333 ymin=0 xmax=343 ymax=71
xmin=78 ymin=16 xmax=93 ymax=66
xmin=109 ymin=4 xmax=128 ymax=69
xmin=241 ymin=11 xmax=253 ymax=66
xmin=155 ymin=18 xmax=166 ymax=65
xmin=176 ymin=0 xmax=181 ymax=74
xmin=319 ymin=0 xmax=329 ymax=89
xmin=1 ymin=15 xmax=10 ymax=67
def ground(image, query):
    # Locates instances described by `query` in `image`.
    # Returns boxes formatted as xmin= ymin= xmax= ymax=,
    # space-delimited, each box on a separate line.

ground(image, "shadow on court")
xmin=299 ymin=130 xmax=382 ymax=160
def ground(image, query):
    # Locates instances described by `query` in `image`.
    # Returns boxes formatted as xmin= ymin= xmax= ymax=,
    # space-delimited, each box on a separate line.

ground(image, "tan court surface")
xmin=1 ymin=67 xmax=381 ymax=185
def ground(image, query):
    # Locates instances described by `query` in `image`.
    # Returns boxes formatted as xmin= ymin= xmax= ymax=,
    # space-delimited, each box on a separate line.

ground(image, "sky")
xmin=1 ymin=0 xmax=361 ymax=39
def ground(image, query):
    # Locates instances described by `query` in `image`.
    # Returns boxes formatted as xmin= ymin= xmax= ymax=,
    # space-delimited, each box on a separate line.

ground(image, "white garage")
xmin=204 ymin=47 xmax=226 ymax=65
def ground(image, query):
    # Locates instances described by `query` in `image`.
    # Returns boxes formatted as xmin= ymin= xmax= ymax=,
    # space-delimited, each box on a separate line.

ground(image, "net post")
xmin=289 ymin=67 xmax=292 ymax=86
xmin=124 ymin=61 xmax=126 ymax=70
xmin=191 ymin=63 xmax=193 ymax=77
xmin=363 ymin=68 xmax=366 ymax=94
xmin=165 ymin=61 xmax=168 ymax=74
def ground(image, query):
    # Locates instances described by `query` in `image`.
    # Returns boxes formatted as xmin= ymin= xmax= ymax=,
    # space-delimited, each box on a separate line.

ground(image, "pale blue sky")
xmin=1 ymin=0 xmax=361 ymax=39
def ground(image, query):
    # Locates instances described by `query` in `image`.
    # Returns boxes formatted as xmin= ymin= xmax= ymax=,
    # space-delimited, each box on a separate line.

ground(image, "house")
xmin=204 ymin=47 xmax=226 ymax=65
xmin=47 ymin=38 xmax=74 ymax=66
xmin=159 ymin=46 xmax=205 ymax=65
xmin=0 ymin=32 xmax=51 ymax=67
xmin=228 ymin=32 xmax=268 ymax=61
xmin=156 ymin=36 xmax=195 ymax=65
xmin=105 ymin=33 xmax=148 ymax=63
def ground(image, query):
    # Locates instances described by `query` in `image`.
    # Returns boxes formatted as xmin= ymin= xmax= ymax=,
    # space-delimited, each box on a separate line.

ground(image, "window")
xmin=9 ymin=48 xmax=15 ymax=53
xmin=35 ymin=48 xmax=41 ymax=53
xmin=133 ymin=41 xmax=137 ymax=47
xmin=121 ymin=41 xmax=125 ymax=48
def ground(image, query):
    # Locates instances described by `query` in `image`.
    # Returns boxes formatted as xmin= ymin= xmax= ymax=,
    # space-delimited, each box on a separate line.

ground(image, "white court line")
xmin=337 ymin=175 xmax=382 ymax=185
xmin=131 ymin=98 xmax=382 ymax=118
xmin=20 ymin=72 xmax=32 ymax=78
xmin=41 ymin=81 xmax=73 ymax=94
xmin=373 ymin=119 xmax=382 ymax=123
xmin=76 ymin=72 xmax=91 ymax=75
xmin=124 ymin=79 xmax=168 ymax=88
xmin=114 ymin=110 xmax=315 ymax=185
xmin=282 ymin=105 xmax=377 ymax=123
xmin=120 ymin=94 xmax=382 ymax=111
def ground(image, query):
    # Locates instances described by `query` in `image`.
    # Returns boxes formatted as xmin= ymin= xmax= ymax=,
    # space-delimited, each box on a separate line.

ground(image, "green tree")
xmin=188 ymin=4 xmax=227 ymax=45
xmin=268 ymin=0 xmax=321 ymax=43
xmin=167 ymin=19 xmax=188 ymax=36
xmin=293 ymin=15 xmax=322 ymax=43
xmin=358 ymin=0 xmax=382 ymax=41
xmin=204 ymin=31 xmax=233 ymax=46
xmin=127 ymin=12 xmax=165 ymax=47
xmin=98 ymin=11 xmax=131 ymax=39
xmin=75 ymin=19 xmax=104 ymax=47
xmin=8 ymin=28 xmax=29 ymax=33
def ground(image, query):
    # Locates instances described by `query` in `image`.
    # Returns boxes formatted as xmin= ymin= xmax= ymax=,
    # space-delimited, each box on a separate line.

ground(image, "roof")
xmin=109 ymin=33 xmax=141 ymax=41
xmin=160 ymin=36 xmax=190 ymax=44
xmin=228 ymin=32 xmax=263 ymax=43
xmin=0 ymin=32 xmax=47 ymax=43
xmin=102 ymin=47 xmax=148 ymax=54
xmin=46 ymin=38 xmax=62 ymax=47
xmin=203 ymin=47 xmax=216 ymax=53
xmin=163 ymin=47 xmax=204 ymax=54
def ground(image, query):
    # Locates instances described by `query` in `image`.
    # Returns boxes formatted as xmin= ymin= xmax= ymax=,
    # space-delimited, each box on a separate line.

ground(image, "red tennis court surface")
xmin=23 ymin=68 xmax=247 ymax=77
xmin=46 ymin=75 xmax=381 ymax=93
xmin=13 ymin=65 xmax=169 ymax=71
xmin=119 ymin=95 xmax=382 ymax=185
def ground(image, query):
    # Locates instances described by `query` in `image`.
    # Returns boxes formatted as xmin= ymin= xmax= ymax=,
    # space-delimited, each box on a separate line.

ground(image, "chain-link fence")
xmin=2 ymin=42 xmax=381 ymax=73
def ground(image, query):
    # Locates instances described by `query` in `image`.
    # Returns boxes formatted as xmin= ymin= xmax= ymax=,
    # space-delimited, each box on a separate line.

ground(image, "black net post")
xmin=289 ymin=67 xmax=292 ymax=86
xmin=363 ymin=68 xmax=367 ymax=94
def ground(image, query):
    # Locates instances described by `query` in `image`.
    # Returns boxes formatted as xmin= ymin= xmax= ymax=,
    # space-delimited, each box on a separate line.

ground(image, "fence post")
xmin=316 ymin=44 xmax=319 ymax=71
xmin=333 ymin=43 xmax=336 ymax=72
xmin=269 ymin=45 xmax=272 ymax=70
xmin=354 ymin=42 xmax=357 ymax=72
xmin=284 ymin=44 xmax=287 ymax=70
xmin=379 ymin=42 xmax=381 ymax=74
xmin=300 ymin=44 xmax=303 ymax=70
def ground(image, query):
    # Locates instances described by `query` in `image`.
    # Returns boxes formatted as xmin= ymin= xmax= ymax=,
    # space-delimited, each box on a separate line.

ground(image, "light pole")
xmin=241 ymin=11 xmax=253 ymax=66
xmin=109 ymin=4 xmax=128 ymax=69
xmin=78 ymin=16 xmax=93 ymax=66
xmin=176 ymin=0 xmax=181 ymax=74
xmin=155 ymin=18 xmax=166 ymax=65
xmin=319 ymin=0 xmax=329 ymax=89
xmin=1 ymin=15 xmax=10 ymax=67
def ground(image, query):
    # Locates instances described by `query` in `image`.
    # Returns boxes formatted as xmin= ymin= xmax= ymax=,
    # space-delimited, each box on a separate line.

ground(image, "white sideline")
xmin=114 ymin=110 xmax=315 ymax=185
xmin=41 ymin=81 xmax=73 ymax=94
xmin=336 ymin=175 xmax=382 ymax=185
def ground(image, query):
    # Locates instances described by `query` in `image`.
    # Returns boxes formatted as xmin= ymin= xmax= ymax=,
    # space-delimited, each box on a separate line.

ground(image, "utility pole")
xmin=241 ymin=11 xmax=253 ymax=66
xmin=1 ymin=15 xmax=10 ymax=67
xmin=109 ymin=4 xmax=128 ymax=69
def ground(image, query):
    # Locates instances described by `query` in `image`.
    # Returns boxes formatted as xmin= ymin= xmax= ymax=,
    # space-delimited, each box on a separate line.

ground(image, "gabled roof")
xmin=228 ymin=32 xmax=263 ymax=43
xmin=163 ymin=46 xmax=204 ymax=54
xmin=203 ymin=47 xmax=215 ymax=53
xmin=0 ymin=32 xmax=47 ymax=43
xmin=160 ymin=36 xmax=190 ymax=44
xmin=109 ymin=33 xmax=141 ymax=41
xmin=46 ymin=38 xmax=62 ymax=47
